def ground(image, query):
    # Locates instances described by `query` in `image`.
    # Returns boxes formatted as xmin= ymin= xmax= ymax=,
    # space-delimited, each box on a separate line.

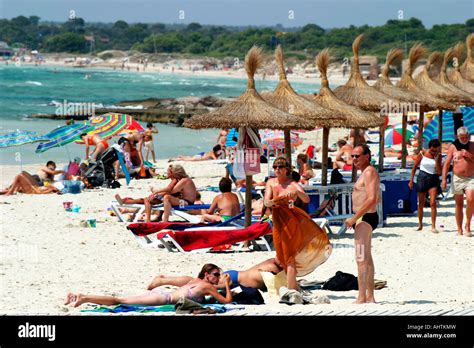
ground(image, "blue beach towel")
xmin=81 ymin=303 xmax=230 ymax=314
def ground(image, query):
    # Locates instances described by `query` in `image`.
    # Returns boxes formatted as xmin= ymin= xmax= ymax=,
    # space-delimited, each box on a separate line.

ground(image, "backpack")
xmin=322 ymin=271 xmax=358 ymax=291
xmin=61 ymin=180 xmax=82 ymax=194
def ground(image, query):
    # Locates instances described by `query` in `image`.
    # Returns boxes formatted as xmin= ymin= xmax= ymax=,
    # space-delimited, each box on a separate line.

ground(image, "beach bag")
xmin=61 ymin=180 xmax=82 ymax=194
xmin=232 ymin=286 xmax=265 ymax=305
xmin=87 ymin=168 xmax=105 ymax=187
xmin=244 ymin=148 xmax=261 ymax=175
xmin=322 ymin=271 xmax=358 ymax=291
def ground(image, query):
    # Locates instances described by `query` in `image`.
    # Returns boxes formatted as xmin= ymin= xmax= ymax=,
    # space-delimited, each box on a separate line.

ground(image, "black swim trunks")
xmin=352 ymin=211 xmax=379 ymax=231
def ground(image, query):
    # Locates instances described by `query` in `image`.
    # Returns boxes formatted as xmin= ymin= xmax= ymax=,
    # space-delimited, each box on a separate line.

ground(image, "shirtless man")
xmin=441 ymin=127 xmax=474 ymax=237
xmin=143 ymin=123 xmax=159 ymax=163
xmin=37 ymin=161 xmax=64 ymax=184
xmin=147 ymin=258 xmax=284 ymax=291
xmin=201 ymin=177 xmax=240 ymax=222
xmin=345 ymin=144 xmax=380 ymax=304
xmin=333 ymin=139 xmax=354 ymax=170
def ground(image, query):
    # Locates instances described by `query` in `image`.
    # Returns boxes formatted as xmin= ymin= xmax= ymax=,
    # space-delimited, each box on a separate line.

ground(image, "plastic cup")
xmin=72 ymin=205 xmax=81 ymax=213
xmin=87 ymin=219 xmax=97 ymax=228
xmin=63 ymin=201 xmax=73 ymax=211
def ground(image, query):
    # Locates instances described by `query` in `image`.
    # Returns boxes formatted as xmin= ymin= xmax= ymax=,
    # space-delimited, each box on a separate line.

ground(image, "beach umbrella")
xmin=422 ymin=113 xmax=455 ymax=143
xmin=448 ymin=42 xmax=474 ymax=94
xmin=185 ymin=46 xmax=314 ymax=227
xmin=260 ymin=129 xmax=302 ymax=151
xmin=384 ymin=124 xmax=415 ymax=146
xmin=397 ymin=43 xmax=456 ymax=153
xmin=0 ymin=130 xmax=51 ymax=171
xmin=116 ymin=119 xmax=145 ymax=136
xmin=305 ymin=48 xmax=383 ymax=184
xmin=433 ymin=47 xmax=474 ymax=104
xmin=415 ymin=51 xmax=473 ymax=106
xmin=76 ymin=112 xmax=134 ymax=143
xmin=374 ymin=48 xmax=445 ymax=168
xmin=462 ymin=106 xmax=474 ymax=134
xmin=333 ymin=34 xmax=391 ymax=177
xmin=260 ymin=45 xmax=345 ymax=164
xmin=460 ymin=33 xmax=474 ymax=82
xmin=35 ymin=123 xmax=95 ymax=154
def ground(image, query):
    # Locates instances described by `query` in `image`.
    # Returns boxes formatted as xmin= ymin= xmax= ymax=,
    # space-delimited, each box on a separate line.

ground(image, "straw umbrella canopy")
xmin=447 ymin=42 xmax=474 ymax=94
xmin=460 ymin=33 xmax=474 ymax=82
xmin=260 ymin=45 xmax=345 ymax=164
xmin=185 ymin=46 xmax=314 ymax=226
xmin=432 ymin=47 xmax=474 ymax=104
xmin=333 ymin=34 xmax=394 ymax=175
xmin=415 ymin=51 xmax=472 ymax=105
xmin=306 ymin=48 xmax=383 ymax=183
xmin=397 ymin=43 xmax=456 ymax=151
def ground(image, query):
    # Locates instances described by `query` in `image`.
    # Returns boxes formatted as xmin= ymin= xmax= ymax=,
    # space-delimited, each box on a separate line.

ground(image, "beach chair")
xmin=155 ymin=221 xmax=273 ymax=253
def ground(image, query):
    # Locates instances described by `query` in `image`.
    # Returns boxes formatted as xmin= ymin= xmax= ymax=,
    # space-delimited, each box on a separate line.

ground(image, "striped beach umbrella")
xmin=460 ymin=106 xmax=474 ymax=134
xmin=259 ymin=129 xmax=302 ymax=150
xmin=35 ymin=123 xmax=95 ymax=153
xmin=76 ymin=113 xmax=133 ymax=143
xmin=423 ymin=114 xmax=455 ymax=142
xmin=0 ymin=130 xmax=50 ymax=148
xmin=384 ymin=124 xmax=415 ymax=147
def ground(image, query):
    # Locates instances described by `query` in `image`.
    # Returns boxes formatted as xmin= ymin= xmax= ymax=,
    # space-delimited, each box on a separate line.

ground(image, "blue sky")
xmin=0 ymin=0 xmax=472 ymax=27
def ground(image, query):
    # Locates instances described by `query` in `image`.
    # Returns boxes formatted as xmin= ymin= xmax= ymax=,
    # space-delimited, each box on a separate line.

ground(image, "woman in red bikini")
xmin=64 ymin=264 xmax=233 ymax=307
xmin=80 ymin=133 xmax=109 ymax=161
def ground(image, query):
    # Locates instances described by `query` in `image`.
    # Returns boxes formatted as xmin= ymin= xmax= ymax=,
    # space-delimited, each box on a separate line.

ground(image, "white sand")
xmin=0 ymin=158 xmax=472 ymax=315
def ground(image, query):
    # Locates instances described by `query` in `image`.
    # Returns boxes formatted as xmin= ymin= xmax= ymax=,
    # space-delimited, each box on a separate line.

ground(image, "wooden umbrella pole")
xmin=401 ymin=113 xmax=407 ymax=169
xmin=351 ymin=128 xmax=359 ymax=182
xmin=284 ymin=129 xmax=292 ymax=166
xmin=378 ymin=123 xmax=385 ymax=173
xmin=438 ymin=109 xmax=443 ymax=143
xmin=322 ymin=127 xmax=329 ymax=186
xmin=245 ymin=175 xmax=253 ymax=227
xmin=417 ymin=110 xmax=424 ymax=152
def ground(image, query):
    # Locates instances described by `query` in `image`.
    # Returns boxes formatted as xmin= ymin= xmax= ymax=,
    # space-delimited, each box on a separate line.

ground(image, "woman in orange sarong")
xmin=263 ymin=157 xmax=332 ymax=290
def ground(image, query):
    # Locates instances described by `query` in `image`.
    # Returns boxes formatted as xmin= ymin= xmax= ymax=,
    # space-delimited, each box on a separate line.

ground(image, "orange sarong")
xmin=271 ymin=196 xmax=332 ymax=277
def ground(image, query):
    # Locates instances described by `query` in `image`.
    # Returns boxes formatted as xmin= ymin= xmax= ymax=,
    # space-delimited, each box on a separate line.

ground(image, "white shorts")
xmin=453 ymin=174 xmax=474 ymax=195
xmin=144 ymin=141 xmax=154 ymax=152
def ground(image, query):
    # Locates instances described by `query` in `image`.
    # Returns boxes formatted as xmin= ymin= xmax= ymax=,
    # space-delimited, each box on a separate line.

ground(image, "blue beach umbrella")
xmin=460 ymin=106 xmax=474 ymax=135
xmin=0 ymin=130 xmax=51 ymax=171
xmin=423 ymin=113 xmax=455 ymax=143
xmin=35 ymin=123 xmax=94 ymax=154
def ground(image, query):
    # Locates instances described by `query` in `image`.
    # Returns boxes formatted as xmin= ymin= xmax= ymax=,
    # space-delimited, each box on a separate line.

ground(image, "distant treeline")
xmin=1 ymin=16 xmax=473 ymax=60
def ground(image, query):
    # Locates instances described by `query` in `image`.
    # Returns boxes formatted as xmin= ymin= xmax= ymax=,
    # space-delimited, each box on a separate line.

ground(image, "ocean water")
xmin=0 ymin=64 xmax=319 ymax=165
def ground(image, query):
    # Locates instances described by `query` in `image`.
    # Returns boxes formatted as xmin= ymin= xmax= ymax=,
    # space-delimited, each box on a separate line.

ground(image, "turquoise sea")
xmin=0 ymin=64 xmax=320 ymax=165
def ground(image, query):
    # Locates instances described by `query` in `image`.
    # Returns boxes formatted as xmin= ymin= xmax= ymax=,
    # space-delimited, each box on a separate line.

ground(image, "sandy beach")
xmin=0 ymin=152 xmax=472 ymax=315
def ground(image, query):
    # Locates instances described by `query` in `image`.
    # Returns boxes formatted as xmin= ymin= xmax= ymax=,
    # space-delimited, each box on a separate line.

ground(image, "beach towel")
xmin=80 ymin=302 xmax=228 ymax=314
xmin=156 ymin=221 xmax=271 ymax=252
xmin=271 ymin=196 xmax=332 ymax=277
xmin=128 ymin=221 xmax=212 ymax=235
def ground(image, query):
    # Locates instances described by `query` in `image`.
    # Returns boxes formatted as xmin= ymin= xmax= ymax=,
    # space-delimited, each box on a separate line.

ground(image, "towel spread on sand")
xmin=271 ymin=196 xmax=332 ymax=277
xmin=80 ymin=303 xmax=229 ymax=314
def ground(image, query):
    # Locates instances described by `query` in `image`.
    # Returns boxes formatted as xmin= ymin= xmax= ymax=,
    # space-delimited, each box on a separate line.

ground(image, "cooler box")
xmin=381 ymin=179 xmax=417 ymax=216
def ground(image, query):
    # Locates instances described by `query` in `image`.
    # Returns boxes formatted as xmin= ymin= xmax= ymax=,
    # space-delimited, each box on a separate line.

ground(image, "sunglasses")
xmin=351 ymin=154 xmax=361 ymax=158
xmin=273 ymin=165 xmax=286 ymax=169
xmin=211 ymin=272 xmax=221 ymax=277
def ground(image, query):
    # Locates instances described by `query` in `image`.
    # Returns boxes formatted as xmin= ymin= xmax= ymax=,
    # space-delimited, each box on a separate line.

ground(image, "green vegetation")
xmin=0 ymin=16 xmax=472 ymax=60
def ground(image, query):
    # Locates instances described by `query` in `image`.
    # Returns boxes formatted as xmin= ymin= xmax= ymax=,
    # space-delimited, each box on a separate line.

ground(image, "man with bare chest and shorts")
xmin=441 ymin=127 xmax=474 ymax=237
xmin=345 ymin=144 xmax=380 ymax=304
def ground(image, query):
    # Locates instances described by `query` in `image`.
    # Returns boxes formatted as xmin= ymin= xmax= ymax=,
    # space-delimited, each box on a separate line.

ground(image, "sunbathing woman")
xmin=80 ymin=133 xmax=109 ymax=161
xmin=64 ymin=264 xmax=233 ymax=307
xmin=263 ymin=157 xmax=332 ymax=292
xmin=170 ymin=144 xmax=224 ymax=162
xmin=0 ymin=172 xmax=59 ymax=195
xmin=148 ymin=258 xmax=284 ymax=291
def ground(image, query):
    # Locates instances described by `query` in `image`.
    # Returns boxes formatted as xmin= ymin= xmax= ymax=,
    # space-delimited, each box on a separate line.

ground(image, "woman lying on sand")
xmin=0 ymin=172 xmax=59 ymax=196
xmin=64 ymin=264 xmax=233 ymax=307
xmin=169 ymin=144 xmax=225 ymax=162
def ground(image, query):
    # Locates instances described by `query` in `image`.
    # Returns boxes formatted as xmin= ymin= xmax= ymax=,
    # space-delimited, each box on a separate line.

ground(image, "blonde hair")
xmin=169 ymin=164 xmax=188 ymax=179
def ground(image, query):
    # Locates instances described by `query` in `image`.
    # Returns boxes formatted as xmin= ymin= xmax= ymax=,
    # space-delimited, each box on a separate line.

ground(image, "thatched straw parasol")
xmin=334 ymin=34 xmax=398 ymax=112
xmin=307 ymin=48 xmax=383 ymax=183
xmin=460 ymin=33 xmax=474 ymax=82
xmin=185 ymin=46 xmax=313 ymax=226
xmin=398 ymin=43 xmax=455 ymax=151
xmin=433 ymin=47 xmax=474 ymax=104
xmin=261 ymin=45 xmax=345 ymax=164
xmin=415 ymin=51 xmax=472 ymax=105
xmin=448 ymin=42 xmax=474 ymax=94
